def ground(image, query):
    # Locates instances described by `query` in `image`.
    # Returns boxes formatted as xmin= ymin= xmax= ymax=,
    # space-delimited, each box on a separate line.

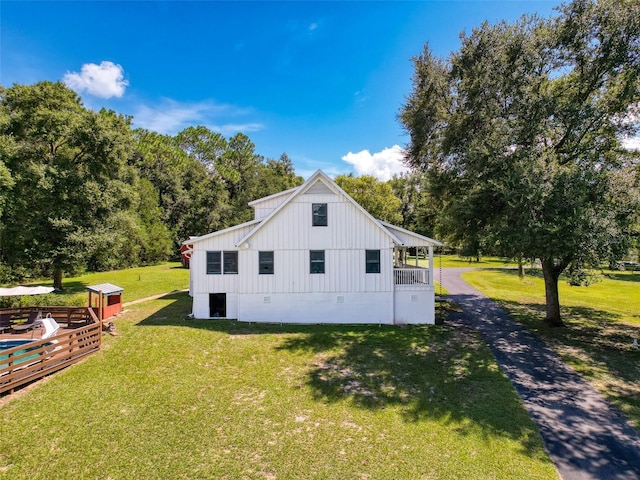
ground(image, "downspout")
xmin=428 ymin=245 xmax=434 ymax=286
xmin=391 ymin=244 xmax=396 ymax=326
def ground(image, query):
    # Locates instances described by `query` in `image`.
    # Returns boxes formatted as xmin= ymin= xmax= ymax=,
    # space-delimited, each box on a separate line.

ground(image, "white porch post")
xmin=428 ymin=245 xmax=434 ymax=285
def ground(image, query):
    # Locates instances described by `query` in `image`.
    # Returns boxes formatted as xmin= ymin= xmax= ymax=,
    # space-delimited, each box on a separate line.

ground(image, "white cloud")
xmin=210 ymin=123 xmax=264 ymax=136
xmin=132 ymin=99 xmax=263 ymax=136
xmin=63 ymin=61 xmax=128 ymax=98
xmin=341 ymin=145 xmax=410 ymax=181
xmin=622 ymin=136 xmax=640 ymax=151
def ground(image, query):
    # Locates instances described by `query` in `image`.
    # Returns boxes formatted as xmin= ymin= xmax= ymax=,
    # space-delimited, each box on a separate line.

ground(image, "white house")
xmin=185 ymin=170 xmax=443 ymax=325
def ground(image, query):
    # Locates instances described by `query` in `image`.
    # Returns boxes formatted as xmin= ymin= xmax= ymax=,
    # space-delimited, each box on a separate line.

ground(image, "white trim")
xmin=248 ymin=186 xmax=299 ymax=207
xmin=185 ymin=219 xmax=262 ymax=245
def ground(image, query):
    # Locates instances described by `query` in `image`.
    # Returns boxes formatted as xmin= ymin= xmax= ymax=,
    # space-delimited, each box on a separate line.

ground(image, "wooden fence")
xmin=0 ymin=307 xmax=101 ymax=395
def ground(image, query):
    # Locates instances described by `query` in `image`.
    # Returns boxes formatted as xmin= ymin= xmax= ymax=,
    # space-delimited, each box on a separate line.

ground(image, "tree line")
xmin=1 ymin=0 xmax=638 ymax=329
xmin=0 ymin=81 xmax=303 ymax=289
xmin=0 ymin=80 xmax=438 ymax=291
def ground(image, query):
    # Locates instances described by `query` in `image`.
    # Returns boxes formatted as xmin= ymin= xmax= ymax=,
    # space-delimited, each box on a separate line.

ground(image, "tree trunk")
xmin=53 ymin=268 xmax=63 ymax=291
xmin=541 ymin=259 xmax=563 ymax=327
xmin=517 ymin=255 xmax=525 ymax=279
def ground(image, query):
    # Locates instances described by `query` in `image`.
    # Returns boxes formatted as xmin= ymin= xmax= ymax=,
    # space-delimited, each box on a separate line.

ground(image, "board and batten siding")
xmin=188 ymin=170 xmax=439 ymax=324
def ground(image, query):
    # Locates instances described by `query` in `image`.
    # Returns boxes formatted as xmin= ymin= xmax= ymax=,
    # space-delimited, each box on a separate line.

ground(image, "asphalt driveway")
xmin=440 ymin=268 xmax=640 ymax=480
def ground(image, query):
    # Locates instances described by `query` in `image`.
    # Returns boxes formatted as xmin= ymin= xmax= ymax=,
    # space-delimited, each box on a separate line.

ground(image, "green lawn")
xmin=409 ymin=254 xmax=519 ymax=269
xmin=0 ymin=292 xmax=557 ymax=479
xmin=462 ymin=268 xmax=640 ymax=429
xmin=7 ymin=262 xmax=189 ymax=307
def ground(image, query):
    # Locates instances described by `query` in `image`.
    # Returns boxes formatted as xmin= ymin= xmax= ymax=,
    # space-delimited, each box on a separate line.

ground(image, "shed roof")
xmin=86 ymin=283 xmax=123 ymax=295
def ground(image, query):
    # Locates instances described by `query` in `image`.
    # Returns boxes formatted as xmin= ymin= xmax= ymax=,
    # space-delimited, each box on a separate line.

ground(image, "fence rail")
xmin=394 ymin=268 xmax=430 ymax=285
xmin=0 ymin=307 xmax=101 ymax=395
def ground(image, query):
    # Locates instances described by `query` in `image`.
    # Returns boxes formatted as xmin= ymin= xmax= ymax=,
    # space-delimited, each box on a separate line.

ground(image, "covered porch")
xmin=393 ymin=245 xmax=434 ymax=287
xmin=380 ymin=222 xmax=442 ymax=325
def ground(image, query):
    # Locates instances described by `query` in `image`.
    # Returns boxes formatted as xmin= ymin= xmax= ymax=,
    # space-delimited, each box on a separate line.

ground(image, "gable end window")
xmin=366 ymin=250 xmax=381 ymax=274
xmin=310 ymin=250 xmax=325 ymax=274
xmin=312 ymin=203 xmax=328 ymax=226
xmin=259 ymin=251 xmax=274 ymax=275
xmin=206 ymin=251 xmax=222 ymax=274
xmin=223 ymin=252 xmax=238 ymax=274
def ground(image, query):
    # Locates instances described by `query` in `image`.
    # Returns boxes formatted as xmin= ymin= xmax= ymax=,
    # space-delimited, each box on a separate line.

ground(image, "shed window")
xmin=310 ymin=250 xmax=325 ymax=274
xmin=223 ymin=252 xmax=238 ymax=274
xmin=312 ymin=203 xmax=327 ymax=226
xmin=259 ymin=251 xmax=274 ymax=275
xmin=366 ymin=250 xmax=381 ymax=273
xmin=206 ymin=251 xmax=221 ymax=274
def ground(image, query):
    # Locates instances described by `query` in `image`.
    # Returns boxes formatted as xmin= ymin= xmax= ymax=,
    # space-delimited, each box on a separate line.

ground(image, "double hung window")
xmin=365 ymin=250 xmax=380 ymax=273
xmin=310 ymin=250 xmax=325 ymax=274
xmin=312 ymin=203 xmax=328 ymax=226
xmin=259 ymin=251 xmax=274 ymax=274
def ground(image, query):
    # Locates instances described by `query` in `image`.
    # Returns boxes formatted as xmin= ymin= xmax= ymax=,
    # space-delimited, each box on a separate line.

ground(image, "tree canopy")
xmin=400 ymin=0 xmax=640 ymax=325
xmin=335 ymin=174 xmax=403 ymax=224
xmin=0 ymin=82 xmax=304 ymax=288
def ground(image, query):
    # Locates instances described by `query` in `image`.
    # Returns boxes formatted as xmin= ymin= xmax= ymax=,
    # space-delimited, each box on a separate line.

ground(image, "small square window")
xmin=206 ymin=251 xmax=221 ymax=274
xmin=312 ymin=203 xmax=327 ymax=226
xmin=310 ymin=250 xmax=325 ymax=274
xmin=223 ymin=251 xmax=238 ymax=274
xmin=259 ymin=251 xmax=274 ymax=275
xmin=366 ymin=250 xmax=380 ymax=274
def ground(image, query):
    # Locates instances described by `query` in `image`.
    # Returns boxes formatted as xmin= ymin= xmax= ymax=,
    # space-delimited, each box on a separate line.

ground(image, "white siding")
xmin=187 ymin=170 xmax=438 ymax=324
xmin=394 ymin=287 xmax=435 ymax=324
xmin=237 ymin=292 xmax=394 ymax=324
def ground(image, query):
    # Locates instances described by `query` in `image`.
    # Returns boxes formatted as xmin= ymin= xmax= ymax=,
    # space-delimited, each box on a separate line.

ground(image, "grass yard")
xmin=6 ymin=262 xmax=189 ymax=307
xmin=462 ymin=268 xmax=640 ymax=429
xmin=0 ymin=292 xmax=557 ymax=479
xmin=409 ymin=254 xmax=520 ymax=269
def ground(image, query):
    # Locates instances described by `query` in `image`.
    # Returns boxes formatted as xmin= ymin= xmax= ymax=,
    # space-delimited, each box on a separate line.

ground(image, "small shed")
xmin=87 ymin=283 xmax=123 ymax=321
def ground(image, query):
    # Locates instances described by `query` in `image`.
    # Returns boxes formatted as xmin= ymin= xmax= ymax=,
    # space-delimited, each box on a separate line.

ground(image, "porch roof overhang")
xmin=379 ymin=221 xmax=444 ymax=247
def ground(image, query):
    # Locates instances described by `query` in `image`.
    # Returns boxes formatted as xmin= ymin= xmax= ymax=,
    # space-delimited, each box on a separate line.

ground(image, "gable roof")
xmin=185 ymin=170 xmax=443 ymax=248
xmin=247 ymin=186 xmax=298 ymax=208
xmin=183 ymin=219 xmax=262 ymax=246
xmin=235 ymin=170 xmax=404 ymax=247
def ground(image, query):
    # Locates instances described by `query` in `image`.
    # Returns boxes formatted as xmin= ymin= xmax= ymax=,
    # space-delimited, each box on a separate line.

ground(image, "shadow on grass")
xmin=136 ymin=292 xmax=547 ymax=458
xmin=603 ymin=272 xmax=640 ymax=283
xmin=497 ymin=299 xmax=640 ymax=430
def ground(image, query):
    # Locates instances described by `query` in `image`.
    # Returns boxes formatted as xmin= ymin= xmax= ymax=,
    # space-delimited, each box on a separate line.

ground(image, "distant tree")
xmin=400 ymin=0 xmax=640 ymax=326
xmin=175 ymin=125 xmax=227 ymax=173
xmin=132 ymin=129 xmax=229 ymax=250
xmin=389 ymin=172 xmax=440 ymax=237
xmin=258 ymin=153 xmax=304 ymax=197
xmin=335 ymin=174 xmax=403 ymax=224
xmin=0 ymin=82 xmax=136 ymax=289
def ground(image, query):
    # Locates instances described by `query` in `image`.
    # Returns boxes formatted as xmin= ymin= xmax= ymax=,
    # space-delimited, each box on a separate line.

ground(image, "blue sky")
xmin=1 ymin=1 xmax=564 ymax=179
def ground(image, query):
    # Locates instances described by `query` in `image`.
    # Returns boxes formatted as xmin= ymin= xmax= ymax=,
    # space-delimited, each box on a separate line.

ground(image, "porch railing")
xmin=394 ymin=268 xmax=430 ymax=285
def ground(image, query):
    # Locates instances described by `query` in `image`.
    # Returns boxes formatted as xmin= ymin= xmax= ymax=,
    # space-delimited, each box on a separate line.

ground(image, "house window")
xmin=259 ymin=251 xmax=274 ymax=274
xmin=312 ymin=203 xmax=327 ymax=226
xmin=206 ymin=251 xmax=221 ymax=274
xmin=366 ymin=250 xmax=381 ymax=273
xmin=223 ymin=252 xmax=238 ymax=274
xmin=310 ymin=250 xmax=325 ymax=274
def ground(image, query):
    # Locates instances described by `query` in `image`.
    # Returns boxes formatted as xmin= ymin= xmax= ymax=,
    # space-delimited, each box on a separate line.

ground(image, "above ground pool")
xmin=0 ymin=339 xmax=48 ymax=368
